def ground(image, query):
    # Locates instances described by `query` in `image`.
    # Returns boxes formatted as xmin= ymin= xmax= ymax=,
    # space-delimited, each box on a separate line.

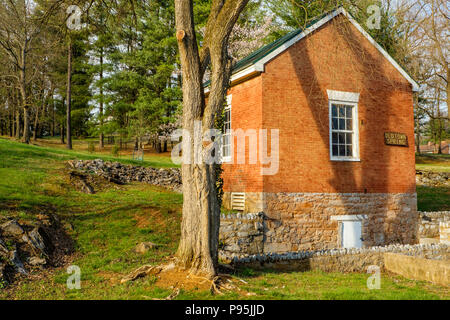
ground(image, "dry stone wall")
xmin=418 ymin=211 xmax=450 ymax=239
xmin=440 ymin=222 xmax=450 ymax=245
xmin=227 ymin=243 xmax=449 ymax=273
xmin=68 ymin=159 xmax=181 ymax=192
xmin=416 ymin=170 xmax=449 ymax=187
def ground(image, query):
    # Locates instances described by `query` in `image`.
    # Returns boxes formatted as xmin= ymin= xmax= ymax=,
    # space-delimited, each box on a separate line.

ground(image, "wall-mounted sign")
xmin=384 ymin=132 xmax=408 ymax=147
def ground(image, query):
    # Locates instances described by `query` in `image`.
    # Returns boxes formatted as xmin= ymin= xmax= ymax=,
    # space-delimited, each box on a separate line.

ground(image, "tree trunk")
xmin=15 ymin=108 xmax=20 ymax=140
xmin=174 ymin=0 xmax=248 ymax=278
xmin=33 ymin=105 xmax=40 ymax=141
xmin=9 ymin=106 xmax=13 ymax=137
xmin=66 ymin=38 xmax=73 ymax=150
xmin=61 ymin=121 xmax=65 ymax=144
xmin=51 ymin=101 xmax=55 ymax=137
xmin=18 ymin=44 xmax=30 ymax=144
xmin=99 ymin=47 xmax=104 ymax=149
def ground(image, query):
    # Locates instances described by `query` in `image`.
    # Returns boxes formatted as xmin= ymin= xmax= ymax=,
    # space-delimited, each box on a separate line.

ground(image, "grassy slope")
xmin=0 ymin=138 xmax=448 ymax=300
xmin=415 ymin=153 xmax=450 ymax=211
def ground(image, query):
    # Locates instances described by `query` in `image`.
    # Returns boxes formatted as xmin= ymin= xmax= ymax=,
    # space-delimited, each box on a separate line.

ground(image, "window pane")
xmin=339 ymin=118 xmax=345 ymax=130
xmin=332 ymin=133 xmax=338 ymax=144
xmin=346 ymin=106 xmax=352 ymax=118
xmin=332 ymin=105 xmax=337 ymax=117
xmin=339 ymin=106 xmax=345 ymax=117
xmin=332 ymin=118 xmax=338 ymax=129
xmin=346 ymin=119 xmax=352 ymax=131
xmin=339 ymin=145 xmax=345 ymax=156
xmin=338 ymin=132 xmax=345 ymax=144
xmin=346 ymin=145 xmax=352 ymax=157
xmin=346 ymin=133 xmax=352 ymax=145
xmin=332 ymin=144 xmax=338 ymax=156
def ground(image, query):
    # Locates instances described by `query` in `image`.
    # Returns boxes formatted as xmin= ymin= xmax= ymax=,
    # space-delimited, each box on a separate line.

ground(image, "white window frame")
xmin=222 ymin=95 xmax=232 ymax=163
xmin=327 ymin=90 xmax=360 ymax=162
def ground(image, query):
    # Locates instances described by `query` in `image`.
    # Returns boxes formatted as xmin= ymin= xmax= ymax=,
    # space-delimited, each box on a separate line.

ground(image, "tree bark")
xmin=15 ymin=107 xmax=20 ymax=140
xmin=99 ymin=47 xmax=104 ymax=149
xmin=66 ymin=37 xmax=73 ymax=150
xmin=60 ymin=121 xmax=65 ymax=144
xmin=174 ymin=0 xmax=249 ymax=278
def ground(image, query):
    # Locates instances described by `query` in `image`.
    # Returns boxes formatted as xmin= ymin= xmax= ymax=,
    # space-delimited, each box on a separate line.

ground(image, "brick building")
xmin=209 ymin=8 xmax=419 ymax=252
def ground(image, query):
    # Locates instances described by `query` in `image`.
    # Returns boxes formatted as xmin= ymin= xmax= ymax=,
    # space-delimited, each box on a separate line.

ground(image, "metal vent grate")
xmin=231 ymin=192 xmax=245 ymax=211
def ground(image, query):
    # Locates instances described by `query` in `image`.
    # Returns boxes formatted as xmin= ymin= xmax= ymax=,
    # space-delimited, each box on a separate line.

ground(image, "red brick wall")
xmin=223 ymin=14 xmax=416 ymax=194
xmin=222 ymin=75 xmax=264 ymax=193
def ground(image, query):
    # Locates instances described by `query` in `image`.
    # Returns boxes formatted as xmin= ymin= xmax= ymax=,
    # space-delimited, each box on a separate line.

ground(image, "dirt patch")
xmin=134 ymin=209 xmax=161 ymax=229
xmin=153 ymin=267 xmax=215 ymax=292
xmin=97 ymin=271 xmax=122 ymax=286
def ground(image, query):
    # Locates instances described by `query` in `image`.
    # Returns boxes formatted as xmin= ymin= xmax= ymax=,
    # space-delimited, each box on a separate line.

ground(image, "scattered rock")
xmin=68 ymin=159 xmax=181 ymax=192
xmin=0 ymin=216 xmax=74 ymax=286
xmin=0 ymin=220 xmax=24 ymax=238
xmin=135 ymin=242 xmax=159 ymax=254
xmin=120 ymin=265 xmax=162 ymax=283
xmin=26 ymin=256 xmax=47 ymax=266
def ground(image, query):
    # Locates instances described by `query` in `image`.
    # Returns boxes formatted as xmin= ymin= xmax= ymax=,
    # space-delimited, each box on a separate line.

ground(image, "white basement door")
xmin=342 ymin=220 xmax=362 ymax=248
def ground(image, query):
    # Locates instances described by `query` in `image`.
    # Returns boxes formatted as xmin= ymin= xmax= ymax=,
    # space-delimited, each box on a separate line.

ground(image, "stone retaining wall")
xmin=384 ymin=252 xmax=449 ymax=286
xmin=418 ymin=211 xmax=450 ymax=239
xmin=440 ymin=222 xmax=450 ymax=245
xmin=226 ymin=243 xmax=449 ymax=274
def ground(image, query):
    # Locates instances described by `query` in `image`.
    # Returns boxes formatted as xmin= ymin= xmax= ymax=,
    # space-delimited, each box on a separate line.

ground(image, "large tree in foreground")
xmin=174 ymin=0 xmax=249 ymax=278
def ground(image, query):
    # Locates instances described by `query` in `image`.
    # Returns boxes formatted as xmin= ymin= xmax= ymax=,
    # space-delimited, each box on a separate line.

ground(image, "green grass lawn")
xmin=415 ymin=153 xmax=450 ymax=211
xmin=416 ymin=153 xmax=450 ymax=172
xmin=0 ymin=138 xmax=448 ymax=300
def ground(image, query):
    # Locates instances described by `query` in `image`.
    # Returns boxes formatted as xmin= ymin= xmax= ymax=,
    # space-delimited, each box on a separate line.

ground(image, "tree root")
xmin=120 ymin=261 xmax=238 ymax=296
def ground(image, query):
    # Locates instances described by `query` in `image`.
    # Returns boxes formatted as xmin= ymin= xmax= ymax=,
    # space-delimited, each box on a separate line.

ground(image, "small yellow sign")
xmin=384 ymin=132 xmax=408 ymax=147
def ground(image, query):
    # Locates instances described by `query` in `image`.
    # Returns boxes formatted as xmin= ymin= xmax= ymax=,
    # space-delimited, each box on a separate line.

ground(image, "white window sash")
xmin=222 ymin=95 xmax=232 ymax=163
xmin=329 ymin=97 xmax=360 ymax=162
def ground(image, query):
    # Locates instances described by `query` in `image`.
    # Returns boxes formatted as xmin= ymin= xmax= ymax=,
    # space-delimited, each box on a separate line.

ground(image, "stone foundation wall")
xmin=219 ymin=213 xmax=264 ymax=258
xmin=418 ymin=211 xmax=450 ymax=239
xmin=224 ymin=192 xmax=417 ymax=252
xmin=227 ymin=243 xmax=448 ymax=274
xmin=219 ymin=192 xmax=418 ymax=256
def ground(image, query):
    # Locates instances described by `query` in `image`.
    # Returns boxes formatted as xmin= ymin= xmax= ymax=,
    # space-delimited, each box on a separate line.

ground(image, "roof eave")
xmin=204 ymin=64 xmax=263 ymax=95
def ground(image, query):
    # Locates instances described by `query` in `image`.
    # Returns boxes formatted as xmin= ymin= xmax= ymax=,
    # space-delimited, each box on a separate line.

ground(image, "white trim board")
xmin=331 ymin=215 xmax=368 ymax=221
xmin=208 ymin=7 xmax=419 ymax=92
xmin=327 ymin=90 xmax=360 ymax=103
